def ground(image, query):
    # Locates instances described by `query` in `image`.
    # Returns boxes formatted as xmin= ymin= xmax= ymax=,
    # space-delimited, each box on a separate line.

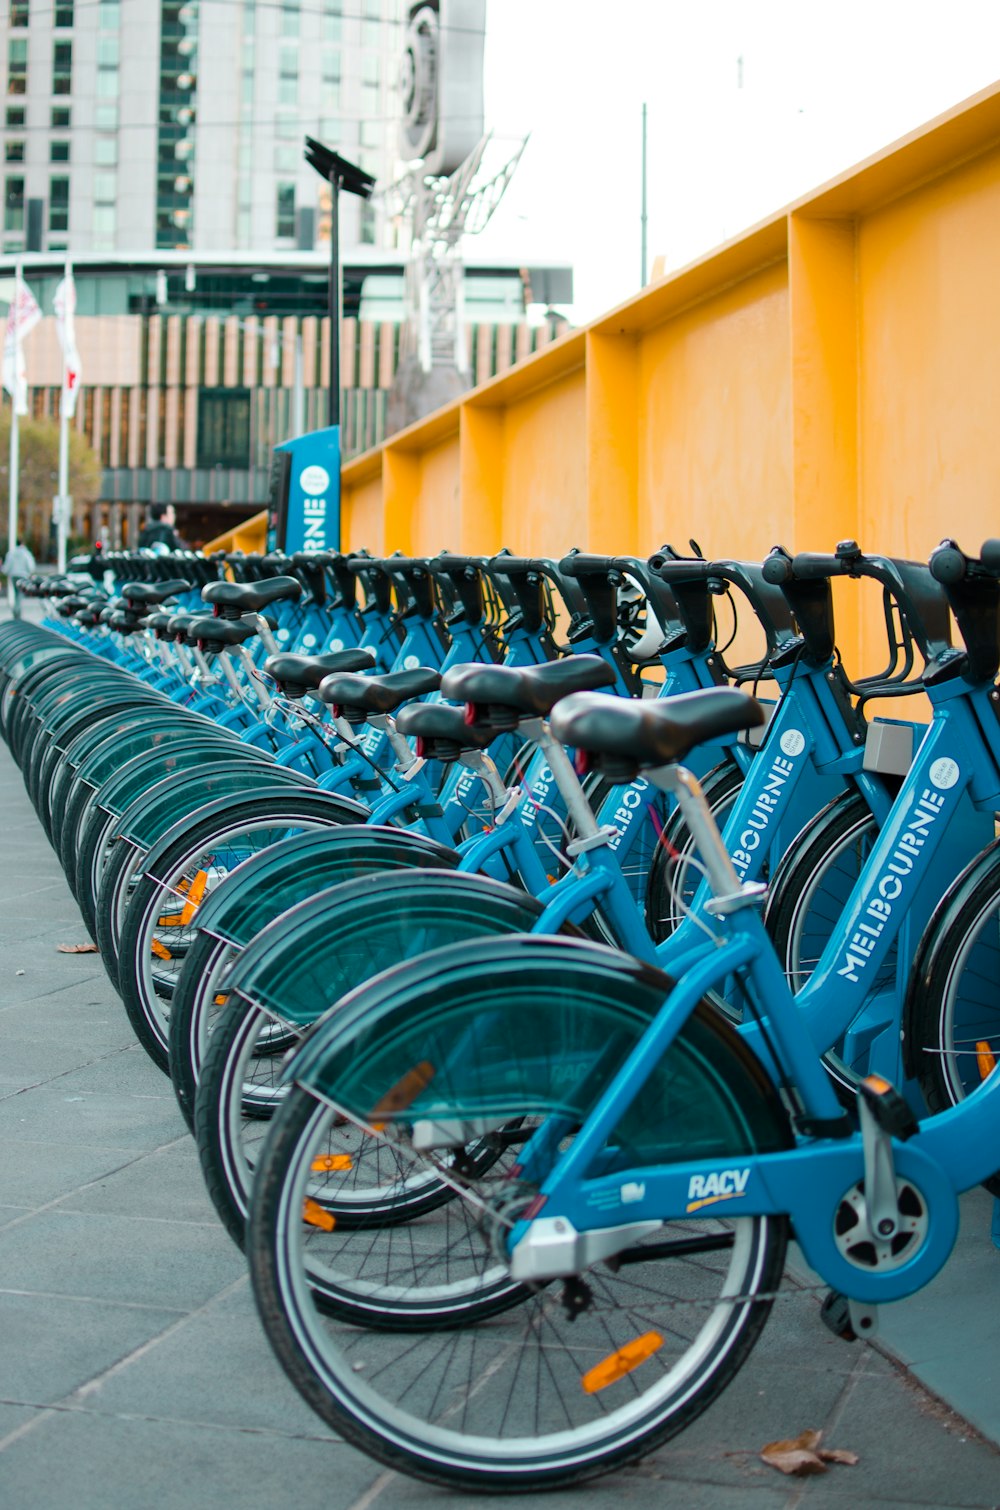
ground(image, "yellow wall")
xmin=636 ymin=262 xmax=792 ymax=558
xmin=215 ymin=81 xmax=1000 ymax=685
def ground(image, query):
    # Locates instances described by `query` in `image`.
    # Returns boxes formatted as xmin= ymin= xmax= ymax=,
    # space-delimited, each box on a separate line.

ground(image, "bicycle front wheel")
xmin=904 ymin=842 xmax=1000 ymax=1194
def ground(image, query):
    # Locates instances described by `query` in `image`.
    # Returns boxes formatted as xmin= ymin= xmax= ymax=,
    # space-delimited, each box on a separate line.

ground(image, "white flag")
xmin=2 ymin=276 xmax=42 ymax=416
xmin=54 ymin=270 xmax=82 ymax=418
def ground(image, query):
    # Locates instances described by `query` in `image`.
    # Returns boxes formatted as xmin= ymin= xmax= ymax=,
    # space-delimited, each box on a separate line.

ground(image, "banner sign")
xmin=272 ymin=424 xmax=341 ymax=554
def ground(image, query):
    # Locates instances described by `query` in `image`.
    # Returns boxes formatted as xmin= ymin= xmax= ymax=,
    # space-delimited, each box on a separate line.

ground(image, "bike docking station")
xmin=266 ymin=426 xmax=341 ymax=556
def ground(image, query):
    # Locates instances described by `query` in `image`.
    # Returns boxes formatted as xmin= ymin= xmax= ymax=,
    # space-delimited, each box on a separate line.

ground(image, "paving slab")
xmin=0 ymin=1289 xmax=183 ymax=1402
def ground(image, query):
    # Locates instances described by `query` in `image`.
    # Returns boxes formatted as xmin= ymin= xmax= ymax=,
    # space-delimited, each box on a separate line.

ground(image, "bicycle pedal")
xmin=820 ymin=1290 xmax=856 ymax=1341
xmin=858 ymin=1074 xmax=919 ymax=1140
xmin=820 ymin=1290 xmax=879 ymax=1342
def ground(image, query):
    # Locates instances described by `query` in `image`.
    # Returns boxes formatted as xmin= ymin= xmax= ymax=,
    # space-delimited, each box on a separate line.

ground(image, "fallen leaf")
xmin=56 ymin=942 xmax=99 ymax=954
xmin=760 ymin=1428 xmax=857 ymax=1477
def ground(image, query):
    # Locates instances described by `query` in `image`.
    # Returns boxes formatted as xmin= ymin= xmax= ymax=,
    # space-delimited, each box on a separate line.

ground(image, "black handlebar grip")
xmin=788 ymin=552 xmax=849 ymax=581
xmin=980 ymin=539 xmax=1000 ymax=576
xmin=558 ymin=552 xmax=615 ymax=577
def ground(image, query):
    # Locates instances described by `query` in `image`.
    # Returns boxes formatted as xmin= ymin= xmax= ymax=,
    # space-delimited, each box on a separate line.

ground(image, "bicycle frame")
xmin=504 ymin=675 xmax=1000 ymax=1306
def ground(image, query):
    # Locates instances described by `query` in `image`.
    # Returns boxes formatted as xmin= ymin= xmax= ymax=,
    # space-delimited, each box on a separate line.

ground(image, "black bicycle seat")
xmin=319 ymin=667 xmax=442 ymax=717
xmin=264 ymin=649 xmax=376 ymax=698
xmin=202 ymin=576 xmax=302 ymax=619
xmin=552 ymin=687 xmax=764 ymax=782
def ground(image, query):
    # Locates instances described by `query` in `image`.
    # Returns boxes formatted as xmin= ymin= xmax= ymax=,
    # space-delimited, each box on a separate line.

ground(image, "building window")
xmin=7 ymin=38 xmax=28 ymax=95
xmin=95 ymin=102 xmax=118 ymax=128
xmin=10 ymin=0 xmax=29 ymax=25
xmin=96 ymin=67 xmax=118 ymax=97
xmin=53 ymin=41 xmax=73 ymax=95
xmin=94 ymin=170 xmax=116 ymax=201
xmin=98 ymin=0 xmax=119 ymax=27
xmin=55 ymin=0 xmax=74 ymax=24
xmin=95 ymin=136 xmax=117 ymax=165
xmin=49 ymin=174 xmax=69 ymax=231
xmin=276 ymin=116 xmax=297 ymax=140
xmin=198 ymin=389 xmax=251 ymax=467
xmin=276 ymin=182 xmax=295 ymax=238
xmin=6 ymin=105 xmax=25 ymax=127
xmin=5 ymin=141 xmax=25 ymax=163
xmin=50 ymin=140 xmax=70 ymax=162
xmin=361 ymin=52 xmax=379 ymax=106
xmin=4 ymin=175 xmax=25 ymax=231
xmin=274 ymin=144 xmax=296 ymax=172
xmin=320 ymin=117 xmax=342 ymax=142
xmin=360 ymin=201 xmax=376 ymax=244
xmin=51 ymin=105 xmax=70 ymax=127
xmin=96 ymin=35 xmax=119 ymax=65
xmin=91 ymin=204 xmax=115 ymax=246
xmin=362 ymin=0 xmax=381 ymax=47
xmin=322 ymin=49 xmax=341 ymax=106
xmin=322 ymin=0 xmax=341 ymax=41
xmin=281 ymin=0 xmax=300 ymax=38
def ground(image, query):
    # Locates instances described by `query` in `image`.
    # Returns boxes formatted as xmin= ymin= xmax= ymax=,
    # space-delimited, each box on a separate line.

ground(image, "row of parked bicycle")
xmin=2 ymin=536 xmax=1000 ymax=1491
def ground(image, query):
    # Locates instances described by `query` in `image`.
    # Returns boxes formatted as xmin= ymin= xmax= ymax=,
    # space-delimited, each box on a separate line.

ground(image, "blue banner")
xmin=276 ymin=424 xmax=341 ymax=553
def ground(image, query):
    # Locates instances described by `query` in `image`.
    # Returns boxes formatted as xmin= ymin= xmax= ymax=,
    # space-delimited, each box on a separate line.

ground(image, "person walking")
xmin=3 ymin=539 xmax=36 ymax=619
xmin=137 ymin=503 xmax=185 ymax=550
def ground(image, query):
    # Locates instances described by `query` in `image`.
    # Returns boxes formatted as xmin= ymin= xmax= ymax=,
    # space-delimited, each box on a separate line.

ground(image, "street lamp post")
xmin=304 ymin=139 xmax=376 ymax=431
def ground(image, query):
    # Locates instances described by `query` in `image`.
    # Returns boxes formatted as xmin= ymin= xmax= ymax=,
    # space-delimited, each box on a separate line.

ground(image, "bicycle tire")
xmin=903 ymin=839 xmax=1000 ymax=1196
xmin=764 ymin=789 xmax=885 ymax=1094
xmin=117 ymin=791 xmax=363 ymax=1070
xmin=194 ymin=869 xmax=558 ymax=1248
xmin=168 ymin=826 xmax=460 ymax=1132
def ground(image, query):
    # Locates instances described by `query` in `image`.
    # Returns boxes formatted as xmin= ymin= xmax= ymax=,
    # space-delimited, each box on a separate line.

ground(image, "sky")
xmin=468 ymin=0 xmax=1000 ymax=322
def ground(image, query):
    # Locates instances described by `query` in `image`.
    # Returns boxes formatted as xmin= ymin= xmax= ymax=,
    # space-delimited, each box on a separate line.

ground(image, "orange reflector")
xmin=976 ymin=1040 xmax=997 ymax=1081
xmin=370 ymin=1060 xmax=435 ymax=1118
xmin=864 ymin=1073 xmax=892 ymax=1095
xmin=311 ymin=1154 xmax=353 ymax=1172
xmin=302 ymin=1199 xmax=336 ymax=1231
xmin=180 ymin=869 xmax=209 ymax=924
xmin=581 ymin=1331 xmax=665 ymax=1395
xmin=151 ymin=939 xmax=172 ymax=960
xmin=213 ymin=993 xmax=228 ymax=1006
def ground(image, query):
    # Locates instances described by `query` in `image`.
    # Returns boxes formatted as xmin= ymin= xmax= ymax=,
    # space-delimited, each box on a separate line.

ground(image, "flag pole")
xmin=8 ymin=259 xmax=21 ymax=560
xmin=56 ymin=257 xmax=71 ymax=573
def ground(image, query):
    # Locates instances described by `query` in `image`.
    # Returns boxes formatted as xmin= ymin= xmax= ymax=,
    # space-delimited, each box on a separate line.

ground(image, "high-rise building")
xmin=2 ymin=0 xmax=404 ymax=256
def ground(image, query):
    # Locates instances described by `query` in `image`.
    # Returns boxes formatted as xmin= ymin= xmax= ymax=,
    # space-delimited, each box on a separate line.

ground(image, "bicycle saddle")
xmin=265 ymin=649 xmax=376 ymax=699
xmin=142 ymin=611 xmax=176 ymax=639
xmin=441 ymin=656 xmax=616 ymax=722
xmin=120 ymin=579 xmax=192 ymax=606
xmin=202 ymin=576 xmax=302 ymax=619
xmin=394 ymin=702 xmax=495 ymax=761
xmin=552 ymin=687 xmax=765 ymax=781
xmin=318 ymin=667 xmax=442 ymax=717
xmin=185 ymin=615 xmax=259 ymax=653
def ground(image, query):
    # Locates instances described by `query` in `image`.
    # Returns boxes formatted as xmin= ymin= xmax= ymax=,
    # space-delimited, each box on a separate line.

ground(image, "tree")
xmin=0 ymin=406 xmax=102 ymax=557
